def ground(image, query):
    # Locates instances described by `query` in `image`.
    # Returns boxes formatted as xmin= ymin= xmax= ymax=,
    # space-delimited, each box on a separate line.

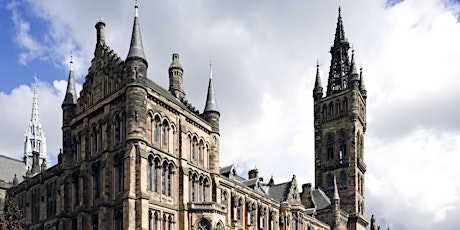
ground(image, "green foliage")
xmin=0 ymin=197 xmax=24 ymax=230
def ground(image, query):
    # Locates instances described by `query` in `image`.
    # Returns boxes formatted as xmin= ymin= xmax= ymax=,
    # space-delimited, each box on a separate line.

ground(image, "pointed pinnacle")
xmin=204 ymin=63 xmax=219 ymax=113
xmin=333 ymin=176 xmax=340 ymax=200
xmin=351 ymin=50 xmax=358 ymax=76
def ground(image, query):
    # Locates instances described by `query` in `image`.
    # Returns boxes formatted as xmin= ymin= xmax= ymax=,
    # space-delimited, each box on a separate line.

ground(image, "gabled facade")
xmin=7 ymin=5 xmax=370 ymax=230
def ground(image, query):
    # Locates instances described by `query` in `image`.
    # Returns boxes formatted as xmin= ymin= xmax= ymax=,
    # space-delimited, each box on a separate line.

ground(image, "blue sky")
xmin=2 ymin=0 xmax=460 ymax=229
xmin=0 ymin=1 xmax=67 ymax=92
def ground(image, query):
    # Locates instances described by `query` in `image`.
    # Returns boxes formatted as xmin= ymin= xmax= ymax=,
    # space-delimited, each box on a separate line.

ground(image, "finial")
xmin=209 ymin=60 xmax=213 ymax=79
xmin=338 ymin=6 xmax=341 ymax=16
xmin=135 ymin=0 xmax=139 ymax=17
xmin=316 ymin=59 xmax=319 ymax=68
xmin=70 ymin=52 xmax=74 ymax=71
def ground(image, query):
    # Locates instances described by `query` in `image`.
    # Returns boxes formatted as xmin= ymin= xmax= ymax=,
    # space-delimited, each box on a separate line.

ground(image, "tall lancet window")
xmin=152 ymin=116 xmax=160 ymax=143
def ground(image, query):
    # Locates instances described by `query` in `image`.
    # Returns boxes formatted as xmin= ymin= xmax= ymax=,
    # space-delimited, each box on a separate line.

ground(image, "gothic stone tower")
xmin=313 ymin=8 xmax=368 ymax=230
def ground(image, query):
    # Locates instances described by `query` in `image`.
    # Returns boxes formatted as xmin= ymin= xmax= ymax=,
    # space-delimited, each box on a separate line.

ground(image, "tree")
xmin=0 ymin=197 xmax=24 ymax=230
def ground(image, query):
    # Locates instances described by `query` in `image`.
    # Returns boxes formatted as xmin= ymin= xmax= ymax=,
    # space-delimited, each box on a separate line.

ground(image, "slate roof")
xmin=220 ymin=164 xmax=234 ymax=176
xmin=311 ymin=188 xmax=331 ymax=210
xmin=267 ymin=181 xmax=291 ymax=202
xmin=0 ymin=154 xmax=26 ymax=184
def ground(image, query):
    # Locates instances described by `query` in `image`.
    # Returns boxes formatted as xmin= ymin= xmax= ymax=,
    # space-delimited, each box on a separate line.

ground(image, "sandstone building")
xmin=7 ymin=5 xmax=369 ymax=230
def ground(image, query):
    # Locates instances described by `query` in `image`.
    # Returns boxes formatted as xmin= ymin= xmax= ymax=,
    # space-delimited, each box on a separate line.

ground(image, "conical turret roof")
xmin=204 ymin=62 xmax=219 ymax=113
xmin=127 ymin=3 xmax=147 ymax=64
xmin=63 ymin=56 xmax=77 ymax=105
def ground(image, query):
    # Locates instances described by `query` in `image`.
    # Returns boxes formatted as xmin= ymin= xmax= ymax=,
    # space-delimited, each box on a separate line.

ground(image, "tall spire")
xmin=126 ymin=1 xmax=147 ymax=65
xmin=326 ymin=7 xmax=351 ymax=96
xmin=63 ymin=55 xmax=78 ymax=105
xmin=334 ymin=7 xmax=347 ymax=45
xmin=204 ymin=61 xmax=219 ymax=113
xmin=31 ymin=76 xmax=40 ymax=124
xmin=24 ymin=76 xmax=47 ymax=175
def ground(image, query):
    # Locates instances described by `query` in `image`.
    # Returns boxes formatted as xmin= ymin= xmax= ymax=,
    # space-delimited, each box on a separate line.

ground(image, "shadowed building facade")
xmin=7 ymin=5 xmax=369 ymax=230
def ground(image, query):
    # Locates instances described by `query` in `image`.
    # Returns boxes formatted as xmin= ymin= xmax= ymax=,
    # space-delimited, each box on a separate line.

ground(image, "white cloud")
xmin=2 ymin=0 xmax=460 ymax=229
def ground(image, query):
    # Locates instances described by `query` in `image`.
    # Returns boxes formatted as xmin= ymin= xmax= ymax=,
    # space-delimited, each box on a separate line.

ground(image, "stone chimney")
xmin=248 ymin=168 xmax=259 ymax=179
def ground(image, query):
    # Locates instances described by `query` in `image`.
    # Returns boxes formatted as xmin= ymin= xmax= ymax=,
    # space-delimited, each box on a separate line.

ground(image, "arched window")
xmin=336 ymin=100 xmax=340 ymax=116
xmin=292 ymin=216 xmax=297 ymax=230
xmin=358 ymin=134 xmax=364 ymax=159
xmin=197 ymin=177 xmax=203 ymax=202
xmin=91 ymin=126 xmax=97 ymax=155
xmin=75 ymin=135 xmax=81 ymax=162
xmin=202 ymin=178 xmax=208 ymax=202
xmin=237 ymin=198 xmax=242 ymax=221
xmin=115 ymin=157 xmax=124 ymax=194
xmin=339 ymin=132 xmax=347 ymax=163
xmin=120 ymin=112 xmax=125 ymax=142
xmin=322 ymin=104 xmax=327 ymax=119
xmin=269 ymin=211 xmax=275 ymax=230
xmin=339 ymin=172 xmax=347 ymax=188
xmin=161 ymin=162 xmax=168 ymax=195
xmin=113 ymin=114 xmax=120 ymax=145
xmin=328 ymin=102 xmax=334 ymax=116
xmin=259 ymin=207 xmax=266 ymax=228
xmin=168 ymin=215 xmax=173 ymax=230
xmin=147 ymin=156 xmax=153 ymax=191
xmin=191 ymin=175 xmax=196 ymax=202
xmin=326 ymin=134 xmax=334 ymax=160
xmin=249 ymin=203 xmax=255 ymax=225
xmin=167 ymin=164 xmax=172 ymax=196
xmin=161 ymin=120 xmax=168 ymax=147
xmin=154 ymin=212 xmax=159 ymax=230
xmin=221 ymin=190 xmax=227 ymax=206
xmin=197 ymin=142 xmax=202 ymax=164
xmin=196 ymin=218 xmax=210 ymax=230
xmin=154 ymin=160 xmax=159 ymax=192
xmin=72 ymin=173 xmax=79 ymax=208
xmin=191 ymin=137 xmax=197 ymax=160
xmin=114 ymin=211 xmax=123 ymax=230
xmin=343 ymin=97 xmax=348 ymax=112
xmin=97 ymin=123 xmax=102 ymax=152
xmin=152 ymin=116 xmax=160 ymax=143
xmin=162 ymin=214 xmax=167 ymax=230
xmin=92 ymin=166 xmax=100 ymax=201
xmin=92 ymin=214 xmax=98 ymax=230
xmin=149 ymin=211 xmax=153 ymax=230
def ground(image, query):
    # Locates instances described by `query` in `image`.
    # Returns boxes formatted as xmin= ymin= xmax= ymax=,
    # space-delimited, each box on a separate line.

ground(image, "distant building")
xmin=0 ymin=154 xmax=26 ymax=215
xmin=7 ymin=5 xmax=369 ymax=230
xmin=0 ymin=78 xmax=47 ymax=215
xmin=23 ymin=77 xmax=48 ymax=177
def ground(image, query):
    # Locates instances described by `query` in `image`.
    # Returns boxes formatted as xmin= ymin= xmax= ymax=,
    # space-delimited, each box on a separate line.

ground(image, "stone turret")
xmin=331 ymin=176 xmax=340 ymax=230
xmin=61 ymin=57 xmax=77 ymax=166
xmin=313 ymin=64 xmax=323 ymax=101
xmin=125 ymin=2 xmax=148 ymax=142
xmin=168 ymin=53 xmax=186 ymax=100
xmin=126 ymin=2 xmax=148 ymax=81
xmin=95 ymin=18 xmax=106 ymax=46
xmin=203 ymin=62 xmax=220 ymax=173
